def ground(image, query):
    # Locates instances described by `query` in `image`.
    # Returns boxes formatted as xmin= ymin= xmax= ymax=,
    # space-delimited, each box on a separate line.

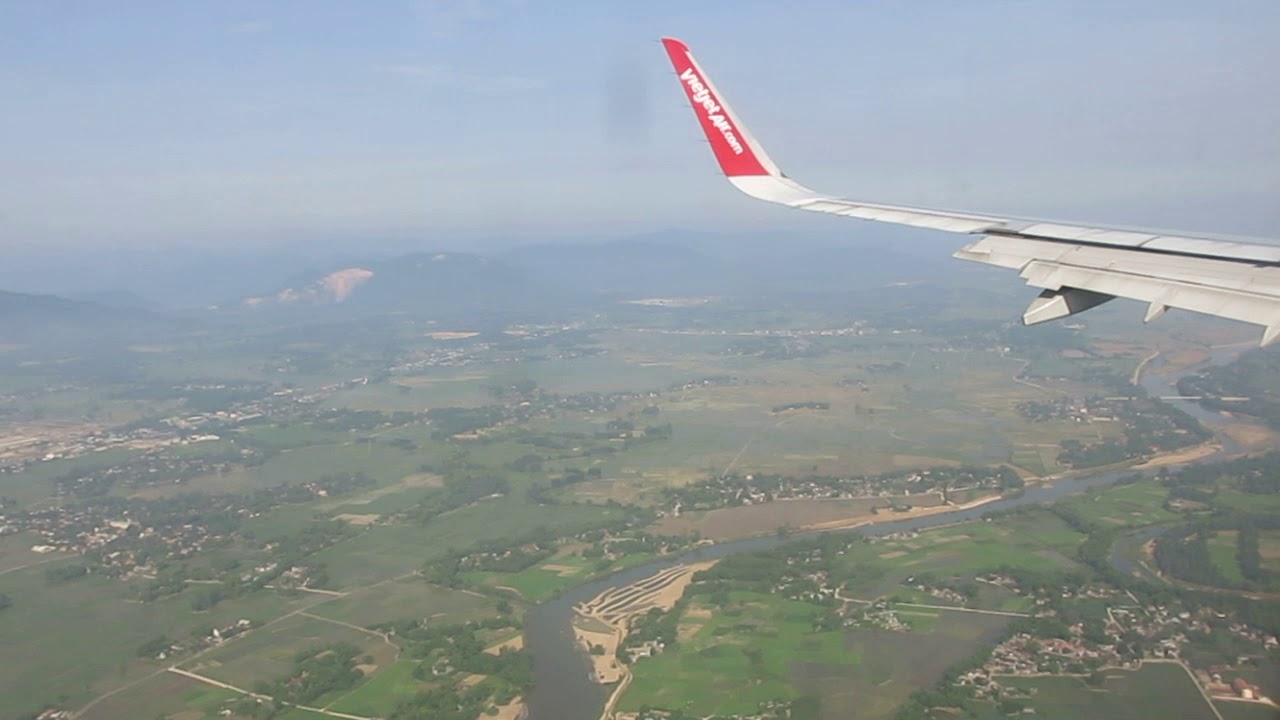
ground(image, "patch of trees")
xmin=426 ymin=405 xmax=508 ymax=439
xmin=1162 ymin=452 xmax=1280 ymax=493
xmin=626 ymin=603 xmax=685 ymax=651
xmin=1178 ymin=347 xmax=1280 ymax=429
xmin=890 ymin=644 xmax=997 ymax=720
xmin=1239 ymin=526 xmax=1264 ymax=583
xmin=507 ymin=453 xmax=544 ymax=473
xmin=256 ymin=642 xmax=364 ymax=705
xmin=314 ymin=409 xmax=421 ymax=433
xmin=771 ymin=401 xmax=830 ymax=413
xmin=136 ymin=634 xmax=171 ymax=658
xmin=1056 ymin=399 xmax=1210 ymax=469
xmin=1153 ymin=515 xmax=1280 ymax=592
xmin=409 ymin=474 xmax=510 ymax=523
xmin=397 ymin=616 xmax=526 ymax=672
xmin=45 ymin=564 xmax=89 ymax=585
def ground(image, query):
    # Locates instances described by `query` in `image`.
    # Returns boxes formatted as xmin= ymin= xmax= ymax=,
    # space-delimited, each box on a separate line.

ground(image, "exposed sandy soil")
xmin=484 ymin=635 xmax=524 ymax=655
xmin=801 ymin=493 xmax=1002 ymax=533
xmin=427 ymin=331 xmax=480 ymax=340
xmin=1133 ymin=442 xmax=1221 ymax=469
xmin=335 ymin=513 xmax=380 ymax=525
xmin=574 ymin=625 xmax=624 ymax=683
xmin=316 ymin=472 xmax=442 ymax=511
xmin=1217 ymin=422 xmax=1278 ymax=451
xmin=892 ymin=454 xmax=962 ymax=468
xmin=572 ymin=560 xmax=720 ymax=687
xmin=489 ymin=696 xmax=526 ymax=720
xmin=652 ymin=495 xmax=946 ymax=541
xmin=541 ymin=564 xmax=582 ymax=576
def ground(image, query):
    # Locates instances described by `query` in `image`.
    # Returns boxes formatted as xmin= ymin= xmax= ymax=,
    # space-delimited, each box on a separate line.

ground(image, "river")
xmin=523 ymin=346 xmax=1261 ymax=720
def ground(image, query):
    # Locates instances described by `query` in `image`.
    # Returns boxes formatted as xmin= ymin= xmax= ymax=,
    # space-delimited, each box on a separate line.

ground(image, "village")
xmin=660 ymin=466 xmax=1025 ymax=517
xmin=0 ymin=471 xmax=370 ymax=592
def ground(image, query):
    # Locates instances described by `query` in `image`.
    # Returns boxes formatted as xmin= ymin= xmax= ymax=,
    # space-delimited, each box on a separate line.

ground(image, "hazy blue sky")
xmin=3 ymin=0 xmax=1278 ymax=248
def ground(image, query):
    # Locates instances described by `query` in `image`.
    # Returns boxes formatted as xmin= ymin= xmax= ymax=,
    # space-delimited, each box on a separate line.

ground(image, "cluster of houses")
xmin=1 ymin=474 xmax=361 ymax=582
xmin=1 ymin=504 xmax=222 ymax=576
xmin=663 ymin=466 xmax=1014 ymax=515
xmin=961 ymin=574 xmax=1279 ymax=704
xmin=1017 ymin=396 xmax=1130 ymax=423
xmin=0 ymin=373 xmax=372 ymax=479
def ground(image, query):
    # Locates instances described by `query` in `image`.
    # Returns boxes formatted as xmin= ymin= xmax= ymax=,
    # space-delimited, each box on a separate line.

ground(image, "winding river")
xmin=523 ymin=348 xmax=1260 ymax=720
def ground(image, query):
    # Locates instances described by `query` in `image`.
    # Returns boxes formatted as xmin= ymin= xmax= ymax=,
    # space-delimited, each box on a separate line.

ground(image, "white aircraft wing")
xmin=660 ymin=37 xmax=1280 ymax=346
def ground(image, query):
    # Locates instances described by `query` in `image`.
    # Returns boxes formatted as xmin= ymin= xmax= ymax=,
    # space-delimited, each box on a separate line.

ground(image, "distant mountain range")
xmin=241 ymin=252 xmax=532 ymax=313
xmin=0 ymin=289 xmax=169 ymax=345
xmin=237 ymin=236 xmax=958 ymax=315
xmin=0 ymin=232 xmax=979 ymax=346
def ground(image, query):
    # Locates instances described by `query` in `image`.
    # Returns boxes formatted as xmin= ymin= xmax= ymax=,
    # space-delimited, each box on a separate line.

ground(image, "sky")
xmin=2 ymin=0 xmax=1279 ymax=249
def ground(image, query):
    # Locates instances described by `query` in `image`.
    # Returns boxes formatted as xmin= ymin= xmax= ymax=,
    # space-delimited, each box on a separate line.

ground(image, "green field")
xmin=1004 ymin=662 xmax=1220 ymax=720
xmin=482 ymin=551 xmax=666 ymax=603
xmin=326 ymin=659 xmax=425 ymax=717
xmin=1260 ymin=530 xmax=1280 ymax=575
xmin=182 ymin=613 xmax=396 ymax=691
xmin=620 ymin=591 xmax=1012 ymax=719
xmin=0 ymin=567 xmax=315 ymax=720
xmin=1058 ymin=479 xmax=1182 ymax=528
xmin=310 ymin=576 xmax=491 ymax=628
xmin=619 ymin=592 xmax=854 ymax=716
xmin=1207 ymin=531 xmax=1249 ymax=586
xmin=832 ymin=512 xmax=1084 ymax=601
xmin=78 ymin=671 xmax=238 ymax=720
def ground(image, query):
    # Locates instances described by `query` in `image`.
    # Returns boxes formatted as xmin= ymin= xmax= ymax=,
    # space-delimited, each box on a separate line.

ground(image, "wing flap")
xmin=1017 ymin=260 xmax=1280 ymax=332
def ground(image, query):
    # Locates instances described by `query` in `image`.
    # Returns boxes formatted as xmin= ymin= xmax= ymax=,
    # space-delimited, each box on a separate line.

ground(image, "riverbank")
xmin=571 ymin=560 xmax=719 ymax=719
xmin=799 ymin=492 xmax=1006 ymax=534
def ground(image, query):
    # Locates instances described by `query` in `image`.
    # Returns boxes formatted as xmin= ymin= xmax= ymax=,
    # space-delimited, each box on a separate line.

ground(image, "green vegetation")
xmin=1002 ymin=663 xmax=1217 ymax=720
xmin=619 ymin=591 xmax=855 ymax=716
xmin=1180 ymin=347 xmax=1280 ymax=430
xmin=327 ymin=659 xmax=423 ymax=717
xmin=255 ymin=642 xmax=366 ymax=706
xmin=3 ymin=279 xmax=1273 ymax=720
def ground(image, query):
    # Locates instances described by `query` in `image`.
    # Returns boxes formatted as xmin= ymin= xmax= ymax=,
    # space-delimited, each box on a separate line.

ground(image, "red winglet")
xmin=661 ymin=37 xmax=771 ymax=177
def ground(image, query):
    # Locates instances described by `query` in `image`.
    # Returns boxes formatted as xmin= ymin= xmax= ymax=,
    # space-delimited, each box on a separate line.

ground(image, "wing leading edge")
xmin=659 ymin=37 xmax=1280 ymax=346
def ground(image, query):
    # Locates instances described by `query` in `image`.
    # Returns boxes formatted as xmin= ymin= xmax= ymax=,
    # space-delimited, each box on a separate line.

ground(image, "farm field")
xmin=1056 ymin=478 xmax=1182 ymax=527
xmin=465 ymin=550 xmax=661 ymax=603
xmin=652 ymin=496 xmax=937 ymax=541
xmin=1207 ymin=530 xmax=1249 ymax=586
xmin=1260 ymin=530 xmax=1280 ymax=575
xmin=618 ymin=591 xmax=1012 ymax=719
xmin=77 ymin=671 xmax=238 ymax=720
xmin=327 ymin=659 xmax=426 ymax=717
xmin=181 ymin=613 xmax=396 ymax=691
xmin=0 ymin=567 xmax=315 ymax=720
xmin=833 ymin=513 xmax=1085 ymax=601
xmin=1003 ymin=662 xmax=1221 ymax=720
xmin=310 ymin=576 xmax=492 ymax=628
xmin=308 ymin=497 xmax=628 ymax=589
xmin=544 ymin=339 xmax=1127 ymax=509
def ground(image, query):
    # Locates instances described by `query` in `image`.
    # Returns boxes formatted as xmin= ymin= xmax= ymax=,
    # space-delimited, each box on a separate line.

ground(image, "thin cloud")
xmin=377 ymin=63 xmax=541 ymax=92
xmin=412 ymin=0 xmax=522 ymax=35
xmin=228 ymin=20 xmax=271 ymax=34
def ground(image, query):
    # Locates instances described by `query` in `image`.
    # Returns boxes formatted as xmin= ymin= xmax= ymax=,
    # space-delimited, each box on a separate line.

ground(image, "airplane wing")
xmin=660 ymin=37 xmax=1280 ymax=346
